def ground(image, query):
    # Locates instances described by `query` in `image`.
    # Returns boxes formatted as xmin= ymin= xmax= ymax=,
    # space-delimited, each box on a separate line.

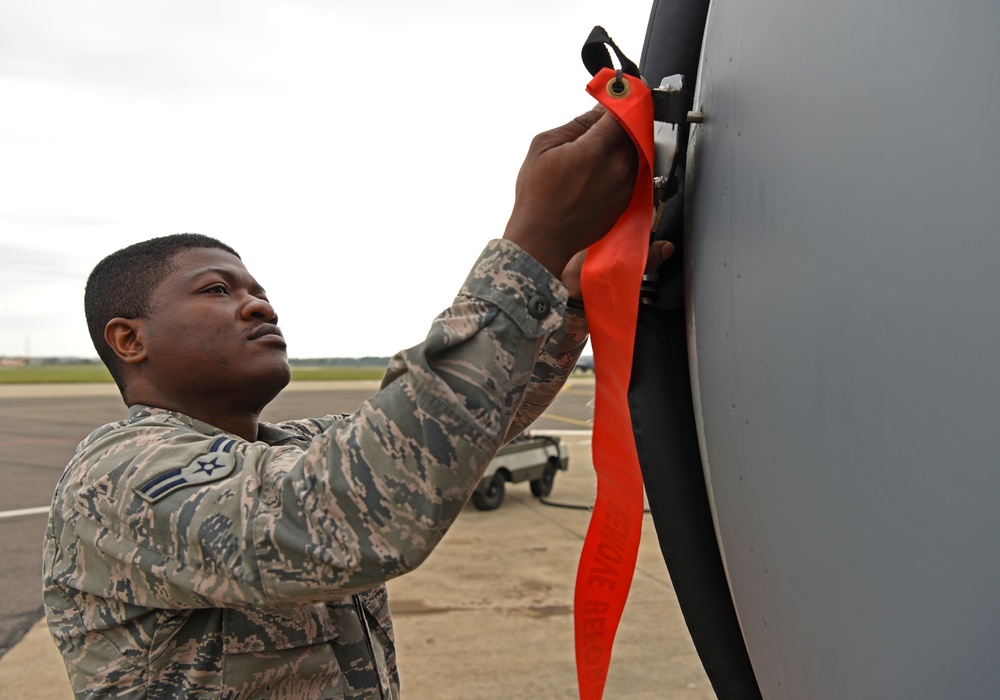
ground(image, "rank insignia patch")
xmin=135 ymin=436 xmax=238 ymax=503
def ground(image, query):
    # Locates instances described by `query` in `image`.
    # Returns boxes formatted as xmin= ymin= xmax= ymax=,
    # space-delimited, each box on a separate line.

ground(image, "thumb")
xmin=538 ymin=106 xmax=607 ymax=148
xmin=575 ymin=109 xmax=633 ymax=151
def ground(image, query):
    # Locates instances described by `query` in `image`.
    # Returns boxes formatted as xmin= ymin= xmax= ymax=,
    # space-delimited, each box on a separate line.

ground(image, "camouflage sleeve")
xmin=273 ymin=301 xmax=587 ymax=447
xmin=504 ymin=305 xmax=587 ymax=441
xmin=47 ymin=239 xmax=572 ymax=609
xmin=270 ymin=415 xmax=344 ymax=441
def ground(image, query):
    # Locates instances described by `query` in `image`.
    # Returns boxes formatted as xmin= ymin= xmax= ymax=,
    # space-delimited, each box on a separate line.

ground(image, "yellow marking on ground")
xmin=541 ymin=412 xmax=593 ymax=427
xmin=559 ymin=383 xmax=594 ymax=396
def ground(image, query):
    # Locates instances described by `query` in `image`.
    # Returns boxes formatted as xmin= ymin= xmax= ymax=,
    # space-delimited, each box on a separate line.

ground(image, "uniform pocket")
xmin=222 ymin=604 xmax=337 ymax=653
xmin=221 ymin=604 xmax=342 ymax=699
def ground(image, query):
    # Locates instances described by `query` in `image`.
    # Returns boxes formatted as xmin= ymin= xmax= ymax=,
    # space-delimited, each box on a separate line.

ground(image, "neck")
xmin=122 ymin=368 xmax=288 ymax=442
xmin=186 ymin=409 xmax=261 ymax=442
xmin=126 ymin=389 xmax=264 ymax=442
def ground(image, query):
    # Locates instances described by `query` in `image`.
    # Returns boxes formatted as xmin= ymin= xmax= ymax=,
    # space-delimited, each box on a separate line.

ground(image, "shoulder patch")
xmin=135 ymin=436 xmax=238 ymax=503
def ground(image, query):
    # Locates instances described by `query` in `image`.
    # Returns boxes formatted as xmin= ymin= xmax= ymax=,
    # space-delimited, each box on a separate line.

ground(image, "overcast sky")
xmin=0 ymin=1 xmax=652 ymax=359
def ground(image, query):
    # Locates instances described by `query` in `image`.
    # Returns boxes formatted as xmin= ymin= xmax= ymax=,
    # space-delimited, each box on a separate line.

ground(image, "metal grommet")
xmin=606 ymin=75 xmax=630 ymax=99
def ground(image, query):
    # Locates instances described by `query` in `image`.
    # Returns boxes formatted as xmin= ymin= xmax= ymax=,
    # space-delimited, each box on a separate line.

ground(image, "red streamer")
xmin=574 ymin=67 xmax=654 ymax=699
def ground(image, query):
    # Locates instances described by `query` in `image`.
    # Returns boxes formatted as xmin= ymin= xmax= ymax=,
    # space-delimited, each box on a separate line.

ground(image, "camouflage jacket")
xmin=43 ymin=239 xmax=588 ymax=699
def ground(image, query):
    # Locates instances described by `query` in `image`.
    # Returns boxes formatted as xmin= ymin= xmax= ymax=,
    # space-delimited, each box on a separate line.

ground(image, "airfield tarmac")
xmin=0 ymin=379 xmax=716 ymax=699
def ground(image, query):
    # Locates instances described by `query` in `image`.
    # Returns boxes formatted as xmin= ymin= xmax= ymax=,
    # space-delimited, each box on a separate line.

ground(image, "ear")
xmin=104 ymin=318 xmax=148 ymax=365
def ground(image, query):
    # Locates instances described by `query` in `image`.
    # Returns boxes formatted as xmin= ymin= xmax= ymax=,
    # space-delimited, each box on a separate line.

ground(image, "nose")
xmin=240 ymin=295 xmax=278 ymax=324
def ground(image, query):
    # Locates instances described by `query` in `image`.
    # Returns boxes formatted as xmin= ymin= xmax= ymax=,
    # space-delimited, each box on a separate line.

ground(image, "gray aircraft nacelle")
xmin=632 ymin=1 xmax=1000 ymax=698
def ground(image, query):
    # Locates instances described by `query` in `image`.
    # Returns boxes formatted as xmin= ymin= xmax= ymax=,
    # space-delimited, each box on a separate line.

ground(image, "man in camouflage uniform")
xmin=43 ymin=107 xmax=671 ymax=698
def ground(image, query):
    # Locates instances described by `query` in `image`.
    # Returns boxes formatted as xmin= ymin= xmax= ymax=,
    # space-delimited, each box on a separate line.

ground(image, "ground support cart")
xmin=471 ymin=433 xmax=569 ymax=511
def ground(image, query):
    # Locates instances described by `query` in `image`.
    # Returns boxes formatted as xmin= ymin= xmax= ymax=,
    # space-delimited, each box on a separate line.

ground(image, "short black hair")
xmin=85 ymin=233 xmax=240 ymax=394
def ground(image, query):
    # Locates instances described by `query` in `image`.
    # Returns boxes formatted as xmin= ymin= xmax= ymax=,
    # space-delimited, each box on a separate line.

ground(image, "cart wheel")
xmin=472 ymin=473 xmax=505 ymax=511
xmin=530 ymin=458 xmax=560 ymax=498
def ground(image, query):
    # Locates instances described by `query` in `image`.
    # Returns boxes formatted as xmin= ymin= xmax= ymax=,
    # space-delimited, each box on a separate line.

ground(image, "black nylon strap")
xmin=584 ymin=26 xmax=692 ymax=124
xmin=652 ymin=89 xmax=694 ymax=125
xmin=582 ymin=25 xmax=640 ymax=78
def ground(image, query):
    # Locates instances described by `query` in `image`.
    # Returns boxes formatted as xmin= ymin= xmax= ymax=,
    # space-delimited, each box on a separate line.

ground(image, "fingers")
xmin=540 ymin=105 xmax=627 ymax=150
xmin=503 ymin=104 xmax=644 ymax=277
xmin=537 ymin=108 xmax=604 ymax=148
xmin=575 ymin=111 xmax=638 ymax=190
xmin=644 ymin=240 xmax=675 ymax=274
xmin=577 ymin=109 xmax=634 ymax=150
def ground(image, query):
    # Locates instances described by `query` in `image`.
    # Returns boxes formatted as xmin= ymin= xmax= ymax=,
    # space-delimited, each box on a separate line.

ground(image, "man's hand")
xmin=561 ymin=240 xmax=675 ymax=302
xmin=502 ymin=107 xmax=640 ymax=278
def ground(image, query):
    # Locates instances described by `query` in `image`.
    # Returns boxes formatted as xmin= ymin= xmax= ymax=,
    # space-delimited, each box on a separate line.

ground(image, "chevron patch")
xmin=135 ymin=436 xmax=238 ymax=503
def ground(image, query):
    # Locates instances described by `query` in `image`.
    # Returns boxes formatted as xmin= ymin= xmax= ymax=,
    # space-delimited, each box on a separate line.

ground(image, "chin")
xmin=256 ymin=361 xmax=292 ymax=406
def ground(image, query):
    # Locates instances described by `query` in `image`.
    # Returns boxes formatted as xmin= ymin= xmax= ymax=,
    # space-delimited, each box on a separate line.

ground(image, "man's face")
xmin=140 ymin=247 xmax=291 ymax=410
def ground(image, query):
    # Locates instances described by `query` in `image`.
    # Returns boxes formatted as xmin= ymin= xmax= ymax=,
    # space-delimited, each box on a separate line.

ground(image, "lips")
xmin=248 ymin=323 xmax=285 ymax=344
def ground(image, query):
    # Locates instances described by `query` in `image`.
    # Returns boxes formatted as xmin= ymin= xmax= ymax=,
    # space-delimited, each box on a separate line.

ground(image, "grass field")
xmin=0 ymin=364 xmax=387 ymax=384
